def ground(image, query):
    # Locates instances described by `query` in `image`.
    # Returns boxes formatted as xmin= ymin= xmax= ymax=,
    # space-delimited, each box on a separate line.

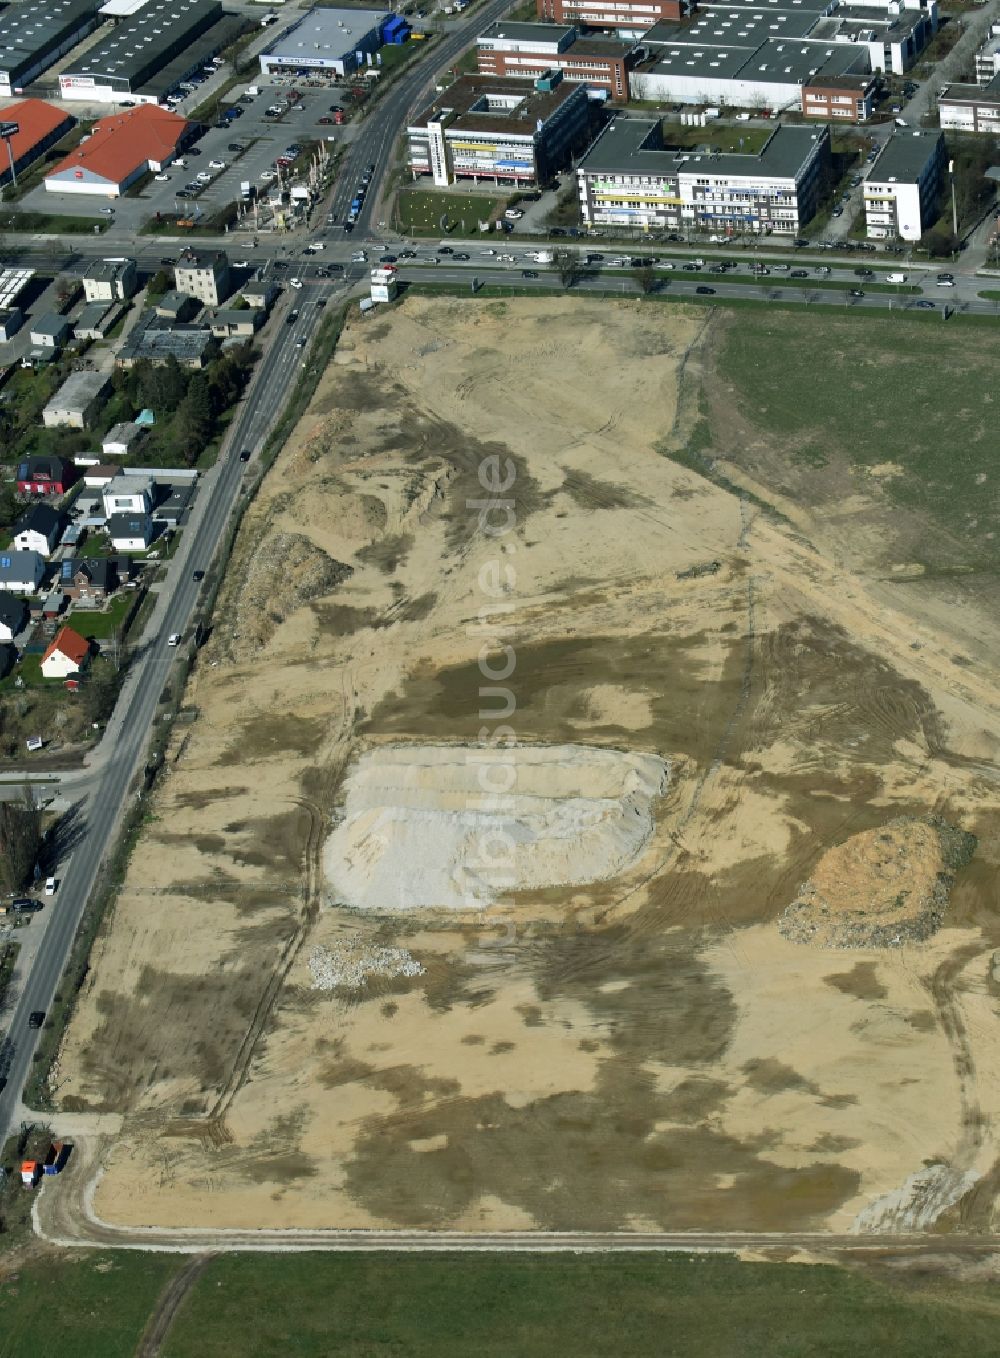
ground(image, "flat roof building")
xmin=408 ymin=73 xmax=592 ymax=187
xmin=45 ymin=104 xmax=189 ymax=196
xmin=58 ymin=0 xmax=223 ymax=103
xmin=537 ymin=0 xmax=693 ymax=34
xmin=863 ymin=127 xmax=944 ymax=240
xmin=42 ymin=370 xmax=111 ymax=429
xmin=259 ymin=7 xmax=389 ymax=79
xmin=577 ymin=115 xmax=832 ymax=235
xmin=801 ymin=72 xmax=877 ymax=121
xmin=0 ymin=0 xmax=102 ymax=98
xmin=117 ymin=311 xmax=214 ymax=367
xmin=939 ymin=73 xmax=1000 ymax=133
xmin=477 ymin=22 xmax=636 ymax=99
xmin=0 ymin=100 xmax=75 ymax=185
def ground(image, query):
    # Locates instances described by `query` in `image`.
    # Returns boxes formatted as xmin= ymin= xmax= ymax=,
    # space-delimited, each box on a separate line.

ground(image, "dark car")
xmin=453 ymin=252 xmax=470 ymax=261
xmin=915 ymin=299 xmax=935 ymax=309
xmin=366 ymin=162 xmax=375 ymax=173
xmin=850 ymin=289 xmax=864 ymax=298
xmin=344 ymin=222 xmax=353 ymax=233
xmin=187 ymin=147 xmax=201 ymax=156
xmin=522 ymin=269 xmax=538 ymax=278
xmin=227 ymin=143 xmax=244 ymax=153
xmin=379 ymin=254 xmax=398 ymax=263
xmin=240 ymin=449 xmax=252 ymax=462
xmin=11 ymin=897 xmax=38 ymax=912
xmin=273 ymin=260 xmax=288 ymax=270
xmin=160 ymin=256 xmax=174 ymax=266
xmin=286 ymin=310 xmax=299 ymax=323
xmin=550 ymin=227 xmax=567 ymax=237
xmin=327 ymin=262 xmax=345 ymax=272
xmin=316 ymin=298 xmax=327 ymax=307
xmin=193 ymin=569 xmax=205 ymax=582
xmin=790 ymin=269 xmax=808 ymax=278
xmin=175 ymin=189 xmax=191 ymax=199
xmin=695 ymin=285 xmax=716 ymax=295
xmin=437 ymin=245 xmax=454 ymax=254
xmin=28 ymin=1011 xmax=45 ymax=1029
xmin=319 ymin=116 xmax=333 ymax=124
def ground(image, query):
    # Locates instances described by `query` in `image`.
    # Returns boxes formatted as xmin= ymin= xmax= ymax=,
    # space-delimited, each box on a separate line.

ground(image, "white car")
xmin=167 ymin=633 xmax=181 ymax=646
xmin=304 ymin=242 xmax=324 ymax=253
xmin=351 ymin=250 xmax=367 ymax=263
xmin=154 ymin=173 xmax=170 ymax=182
xmin=100 ymin=207 xmax=115 ymax=216
xmin=289 ymin=277 xmax=303 ymax=289
xmin=503 ymin=208 xmax=524 ymax=220
xmin=44 ymin=877 xmax=56 ymax=896
xmin=260 ymin=169 xmax=276 ymax=182
xmin=209 ymin=159 xmax=226 ymax=170
xmin=196 ymin=171 xmax=212 ymax=183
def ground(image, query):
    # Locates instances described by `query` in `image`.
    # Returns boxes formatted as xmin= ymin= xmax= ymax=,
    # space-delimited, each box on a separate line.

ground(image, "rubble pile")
xmin=308 ymin=940 xmax=424 ymax=992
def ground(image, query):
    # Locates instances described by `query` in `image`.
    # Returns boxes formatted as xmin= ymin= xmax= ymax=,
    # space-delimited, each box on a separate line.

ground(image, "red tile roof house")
xmin=40 ymin=625 xmax=90 ymax=680
xmin=43 ymin=104 xmax=190 ymax=198
xmin=16 ymin=455 xmax=78 ymax=496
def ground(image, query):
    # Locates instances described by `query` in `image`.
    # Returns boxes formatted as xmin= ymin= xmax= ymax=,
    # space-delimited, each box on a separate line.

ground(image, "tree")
xmin=147 ymin=268 xmax=171 ymax=298
xmin=634 ymin=265 xmax=658 ymax=294
xmin=82 ymin=658 xmax=120 ymax=725
xmin=554 ymin=248 xmax=584 ymax=289
xmin=176 ymin=373 xmax=212 ymax=463
xmin=0 ymin=786 xmax=42 ymax=894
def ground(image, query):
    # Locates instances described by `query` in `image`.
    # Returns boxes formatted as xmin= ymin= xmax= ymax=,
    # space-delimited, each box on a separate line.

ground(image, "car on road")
xmin=209 ymin=159 xmax=226 ymax=170
xmin=400 ymin=249 xmax=417 ymax=259
xmin=240 ymin=448 xmax=252 ymax=462
xmin=849 ymin=289 xmax=864 ymax=298
xmin=936 ymin=275 xmax=955 ymax=287
xmin=351 ymin=250 xmax=367 ymax=263
xmin=319 ymin=115 xmax=334 ymax=124
xmin=28 ymin=1011 xmax=45 ymax=1030
xmin=437 ymin=245 xmax=454 ymax=254
xmin=453 ymin=252 xmax=470 ymax=261
xmin=914 ymin=299 xmax=935 ymax=309
xmin=522 ymin=269 xmax=538 ymax=278
xmin=316 ymin=298 xmax=327 ymax=308
xmin=44 ymin=876 xmax=56 ymax=895
xmin=193 ymin=569 xmax=205 ymax=582
xmin=296 ymin=337 xmax=306 ymax=348
xmin=160 ymin=256 xmax=174 ymax=266
xmin=100 ymin=207 xmax=115 ymax=216
xmin=187 ymin=147 xmax=200 ymax=156
xmin=289 ymin=277 xmax=303 ymax=289
xmin=379 ymin=254 xmax=398 ymax=263
xmin=831 ymin=206 xmax=843 ymax=217
xmin=260 ymin=170 xmax=276 ymax=182
xmin=167 ymin=633 xmax=181 ymax=647
xmin=695 ymin=285 xmax=716 ymax=295
xmin=343 ymin=221 xmax=353 ymax=232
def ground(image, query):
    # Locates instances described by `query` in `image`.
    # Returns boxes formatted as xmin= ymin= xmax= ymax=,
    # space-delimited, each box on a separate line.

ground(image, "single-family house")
xmin=103 ymin=473 xmax=153 ymax=518
xmin=59 ymin=555 xmax=118 ymax=601
xmin=29 ymin=315 xmax=71 ymax=351
xmin=17 ymin=455 xmax=77 ymax=496
xmin=208 ymin=307 xmax=262 ymax=340
xmin=102 ymin=422 xmax=144 ymax=458
xmin=0 ymin=550 xmax=45 ymax=595
xmin=239 ymin=279 xmax=278 ymax=311
xmin=82 ymin=257 xmax=137 ymax=303
xmin=154 ymin=291 xmax=198 ymax=322
xmin=83 ymin=463 xmax=122 ymax=488
xmin=41 ymin=370 xmax=111 ymax=430
xmin=0 ymin=593 xmax=28 ymax=641
xmin=40 ymin=625 xmax=90 ymax=679
xmin=107 ymin=511 xmax=153 ymax=551
xmin=12 ymin=503 xmax=64 ymax=558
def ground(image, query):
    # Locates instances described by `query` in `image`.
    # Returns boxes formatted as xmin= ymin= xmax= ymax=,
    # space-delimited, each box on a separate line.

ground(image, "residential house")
xmin=40 ymin=625 xmax=90 ymax=679
xmin=83 ymin=462 xmax=123 ymax=488
xmin=155 ymin=484 xmax=192 ymax=526
xmin=207 ymin=307 xmax=262 ymax=339
xmin=239 ymin=279 xmax=278 ymax=310
xmin=155 ymin=291 xmax=198 ymax=322
xmin=41 ymin=370 xmax=111 ymax=429
xmin=82 ymin=257 xmax=137 ymax=303
xmin=107 ymin=511 xmax=153 ymax=551
xmin=0 ymin=643 xmax=14 ymax=680
xmin=103 ymin=473 xmax=153 ymax=518
xmin=16 ymin=454 xmax=77 ymax=495
xmin=29 ymin=315 xmax=71 ymax=351
xmin=102 ymin=423 xmax=144 ymax=459
xmin=59 ymin=555 xmax=118 ymax=601
xmin=0 ymin=593 xmax=27 ymax=641
xmin=12 ymin=503 xmax=64 ymax=558
xmin=0 ymin=550 xmax=45 ymax=595
xmin=174 ymin=250 xmax=231 ymax=307
xmin=42 ymin=588 xmax=63 ymax=622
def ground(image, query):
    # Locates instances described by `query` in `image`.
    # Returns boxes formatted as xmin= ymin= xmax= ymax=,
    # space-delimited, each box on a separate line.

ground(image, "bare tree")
xmin=555 ymin=248 xmax=584 ymax=289
xmin=0 ymin=786 xmax=42 ymax=894
xmin=634 ymin=265 xmax=658 ymax=294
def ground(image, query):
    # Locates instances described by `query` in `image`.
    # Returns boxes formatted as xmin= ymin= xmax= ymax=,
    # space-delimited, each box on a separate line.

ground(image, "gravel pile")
xmin=308 ymin=940 xmax=424 ymax=991
xmin=225 ymin=531 xmax=352 ymax=658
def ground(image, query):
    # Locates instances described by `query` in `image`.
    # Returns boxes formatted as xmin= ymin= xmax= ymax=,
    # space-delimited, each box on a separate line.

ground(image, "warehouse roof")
xmin=0 ymin=100 xmax=74 ymax=163
xmin=61 ymin=0 xmax=221 ymax=84
xmin=0 ymin=0 xmax=99 ymax=80
xmin=46 ymin=105 xmax=188 ymax=187
xmin=263 ymin=6 xmax=388 ymax=61
xmin=44 ymin=370 xmax=109 ymax=412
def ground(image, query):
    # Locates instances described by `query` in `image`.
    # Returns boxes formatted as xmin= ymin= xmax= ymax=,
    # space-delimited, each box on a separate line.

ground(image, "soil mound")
xmin=778 ymin=817 xmax=975 ymax=949
xmin=324 ymin=743 xmax=669 ymax=912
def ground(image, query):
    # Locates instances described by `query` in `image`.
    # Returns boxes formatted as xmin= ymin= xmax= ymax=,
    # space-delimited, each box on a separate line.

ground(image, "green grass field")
xmin=0 ymin=1252 xmax=176 ymax=1358
xmin=396 ymin=188 xmax=502 ymax=235
xmin=661 ymin=121 xmax=772 ymax=155
xmin=66 ymin=596 xmax=131 ymax=641
xmin=714 ymin=308 xmax=1000 ymax=561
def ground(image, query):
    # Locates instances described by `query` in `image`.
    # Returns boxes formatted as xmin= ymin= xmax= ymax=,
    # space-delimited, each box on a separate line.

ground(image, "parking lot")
xmin=24 ymin=78 xmax=357 ymax=234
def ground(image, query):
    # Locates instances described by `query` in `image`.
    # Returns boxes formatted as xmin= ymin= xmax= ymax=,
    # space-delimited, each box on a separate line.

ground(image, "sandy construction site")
xmin=49 ymin=296 xmax=1000 ymax=1237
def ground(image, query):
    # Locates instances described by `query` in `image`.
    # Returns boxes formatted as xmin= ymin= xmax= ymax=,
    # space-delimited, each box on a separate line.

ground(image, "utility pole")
xmin=949 ymin=158 xmax=958 ymax=238
xmin=0 ymin=121 xmax=19 ymax=192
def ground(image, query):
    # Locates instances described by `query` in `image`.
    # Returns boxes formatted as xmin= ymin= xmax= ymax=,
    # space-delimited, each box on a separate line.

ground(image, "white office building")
xmin=863 ymin=129 xmax=944 ymax=240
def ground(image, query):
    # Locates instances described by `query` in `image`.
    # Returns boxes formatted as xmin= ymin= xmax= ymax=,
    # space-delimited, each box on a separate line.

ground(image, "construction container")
xmin=20 ymin=1160 xmax=40 ymax=1187
xmin=43 ymin=1141 xmax=69 ymax=1175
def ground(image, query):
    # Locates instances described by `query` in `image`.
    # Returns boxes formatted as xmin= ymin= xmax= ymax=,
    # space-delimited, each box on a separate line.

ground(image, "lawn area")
xmin=66 ymin=595 xmax=131 ymax=641
xmin=712 ymin=308 xmax=1000 ymax=563
xmin=0 ymin=210 xmax=109 ymax=234
xmin=156 ymin=1253 xmax=1000 ymax=1358
xmin=0 ymin=1251 xmax=177 ymax=1358
xmin=396 ymin=188 xmax=502 ymax=235
xmin=661 ymin=121 xmax=773 ymax=155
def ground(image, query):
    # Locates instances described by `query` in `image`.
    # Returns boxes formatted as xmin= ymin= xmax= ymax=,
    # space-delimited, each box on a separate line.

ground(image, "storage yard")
xmin=45 ymin=296 xmax=1000 ymax=1238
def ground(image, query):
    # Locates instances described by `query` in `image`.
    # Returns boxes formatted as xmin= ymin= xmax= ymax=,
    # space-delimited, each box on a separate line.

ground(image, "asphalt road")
xmin=0 ymin=286 xmax=327 ymax=1140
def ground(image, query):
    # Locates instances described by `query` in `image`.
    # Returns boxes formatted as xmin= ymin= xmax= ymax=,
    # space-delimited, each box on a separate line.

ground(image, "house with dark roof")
xmin=16 ymin=454 xmax=77 ymax=496
xmin=0 ymin=550 xmax=45 ymax=595
xmin=0 ymin=593 xmax=28 ymax=641
xmin=12 ymin=503 xmax=64 ymax=558
xmin=107 ymin=511 xmax=153 ymax=551
xmin=59 ymin=556 xmax=119 ymax=601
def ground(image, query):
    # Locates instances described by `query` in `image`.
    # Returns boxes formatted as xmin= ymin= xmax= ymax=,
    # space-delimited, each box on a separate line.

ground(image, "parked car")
xmin=100 ymin=207 xmax=115 ymax=216
xmin=167 ymin=633 xmax=181 ymax=647
xmin=154 ymin=173 xmax=170 ymax=182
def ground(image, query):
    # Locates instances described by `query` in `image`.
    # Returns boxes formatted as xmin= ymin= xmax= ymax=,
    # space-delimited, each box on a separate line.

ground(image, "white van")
xmin=886 ymin=271 xmax=907 ymax=284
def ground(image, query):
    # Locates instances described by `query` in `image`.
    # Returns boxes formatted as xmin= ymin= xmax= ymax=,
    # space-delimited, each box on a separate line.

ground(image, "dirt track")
xmin=44 ymin=297 xmax=1000 ymax=1241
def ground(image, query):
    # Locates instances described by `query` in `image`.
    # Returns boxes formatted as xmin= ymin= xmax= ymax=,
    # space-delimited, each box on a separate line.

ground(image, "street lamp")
xmin=0 ymin=121 xmax=19 ymax=190
xmin=949 ymin=158 xmax=958 ymax=239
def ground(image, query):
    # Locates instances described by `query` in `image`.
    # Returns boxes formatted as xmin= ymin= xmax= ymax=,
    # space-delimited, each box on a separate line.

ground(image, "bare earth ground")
xmin=48 ymin=297 xmax=1000 ymax=1237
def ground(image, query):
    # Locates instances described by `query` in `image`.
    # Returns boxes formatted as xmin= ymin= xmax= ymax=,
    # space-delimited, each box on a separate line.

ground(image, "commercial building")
xmin=58 ymin=0 xmax=223 ymax=103
xmin=408 ymin=74 xmax=592 ymax=187
xmin=0 ymin=0 xmax=102 ymax=98
xmin=938 ymin=74 xmax=1000 ymax=133
xmin=45 ymin=104 xmax=190 ymax=196
xmin=974 ymin=26 xmax=1000 ymax=84
xmin=801 ymin=72 xmax=877 ymax=121
xmin=82 ymin=256 xmax=137 ymax=302
xmin=863 ymin=128 xmax=944 ymax=240
xmin=0 ymin=100 xmax=75 ymax=186
xmin=259 ymin=7 xmax=389 ymax=79
xmin=41 ymin=371 xmax=111 ymax=429
xmin=537 ymin=0 xmax=693 ymax=33
xmin=477 ymin=21 xmax=635 ymax=99
xmin=116 ymin=312 xmax=214 ymax=367
xmin=577 ymin=116 xmax=831 ymax=234
xmin=175 ymin=249 xmax=230 ymax=305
